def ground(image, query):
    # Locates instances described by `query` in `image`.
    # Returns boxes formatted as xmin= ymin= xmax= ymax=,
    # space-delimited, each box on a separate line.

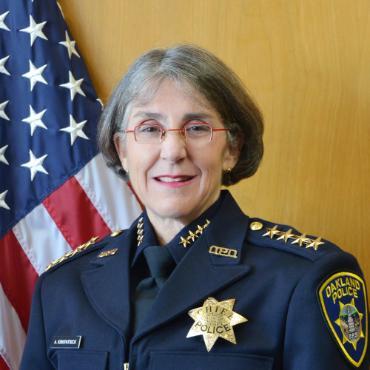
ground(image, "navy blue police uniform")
xmin=20 ymin=190 xmax=369 ymax=369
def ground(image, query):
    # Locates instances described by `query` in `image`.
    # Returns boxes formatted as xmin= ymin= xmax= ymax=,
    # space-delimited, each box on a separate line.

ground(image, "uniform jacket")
xmin=20 ymin=191 xmax=369 ymax=370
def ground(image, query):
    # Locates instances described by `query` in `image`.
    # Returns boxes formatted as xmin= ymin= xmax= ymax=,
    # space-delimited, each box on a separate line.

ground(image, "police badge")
xmin=318 ymin=272 xmax=368 ymax=367
xmin=187 ymin=297 xmax=247 ymax=351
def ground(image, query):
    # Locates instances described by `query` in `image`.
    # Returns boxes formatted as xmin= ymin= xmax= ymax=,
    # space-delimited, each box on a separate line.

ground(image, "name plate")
xmin=50 ymin=336 xmax=82 ymax=349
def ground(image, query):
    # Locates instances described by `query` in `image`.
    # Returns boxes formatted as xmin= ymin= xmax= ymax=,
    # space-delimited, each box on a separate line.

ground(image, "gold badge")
xmin=187 ymin=297 xmax=247 ymax=351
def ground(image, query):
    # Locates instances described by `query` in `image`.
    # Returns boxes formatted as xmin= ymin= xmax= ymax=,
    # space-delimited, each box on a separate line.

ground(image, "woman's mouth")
xmin=154 ymin=175 xmax=196 ymax=187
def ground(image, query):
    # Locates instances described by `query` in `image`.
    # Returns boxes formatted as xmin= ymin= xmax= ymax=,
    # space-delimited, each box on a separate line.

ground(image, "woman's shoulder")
xmin=245 ymin=217 xmax=350 ymax=262
xmin=42 ymin=229 xmax=127 ymax=275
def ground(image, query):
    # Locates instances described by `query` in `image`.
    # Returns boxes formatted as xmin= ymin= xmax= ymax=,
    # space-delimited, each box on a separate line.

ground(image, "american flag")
xmin=0 ymin=1 xmax=141 ymax=368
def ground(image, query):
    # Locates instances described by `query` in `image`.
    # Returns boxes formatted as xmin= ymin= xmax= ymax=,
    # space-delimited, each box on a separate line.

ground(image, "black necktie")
xmin=143 ymin=245 xmax=175 ymax=288
xmin=134 ymin=246 xmax=175 ymax=331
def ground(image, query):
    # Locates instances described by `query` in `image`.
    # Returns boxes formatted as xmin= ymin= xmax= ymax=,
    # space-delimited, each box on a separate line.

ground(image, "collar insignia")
xmin=179 ymin=219 xmax=210 ymax=248
xmin=187 ymin=297 xmax=247 ymax=351
xmin=98 ymin=248 xmax=118 ymax=258
xmin=136 ymin=216 xmax=210 ymax=248
xmin=318 ymin=272 xmax=368 ymax=367
xmin=136 ymin=217 xmax=144 ymax=246
xmin=209 ymin=245 xmax=238 ymax=259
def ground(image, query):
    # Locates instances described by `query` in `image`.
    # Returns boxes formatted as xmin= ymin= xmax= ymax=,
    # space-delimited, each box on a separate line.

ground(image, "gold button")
xmin=250 ymin=221 xmax=263 ymax=231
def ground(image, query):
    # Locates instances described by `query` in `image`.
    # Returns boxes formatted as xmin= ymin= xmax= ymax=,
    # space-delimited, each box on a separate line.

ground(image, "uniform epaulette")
xmin=44 ymin=230 xmax=124 ymax=273
xmin=247 ymin=218 xmax=337 ymax=261
xmin=44 ymin=236 xmax=101 ymax=272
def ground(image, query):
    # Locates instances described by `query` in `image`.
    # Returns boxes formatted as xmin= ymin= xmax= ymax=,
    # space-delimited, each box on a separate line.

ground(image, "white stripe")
xmin=0 ymin=283 xmax=26 ymax=370
xmin=75 ymin=153 xmax=141 ymax=231
xmin=13 ymin=204 xmax=71 ymax=275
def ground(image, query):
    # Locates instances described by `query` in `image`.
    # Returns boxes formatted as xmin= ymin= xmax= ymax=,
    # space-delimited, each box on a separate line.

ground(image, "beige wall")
xmin=59 ymin=0 xmax=370 ymax=286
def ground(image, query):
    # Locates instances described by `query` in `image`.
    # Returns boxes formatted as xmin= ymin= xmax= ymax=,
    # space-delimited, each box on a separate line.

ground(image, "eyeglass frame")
xmin=124 ymin=121 xmax=230 ymax=144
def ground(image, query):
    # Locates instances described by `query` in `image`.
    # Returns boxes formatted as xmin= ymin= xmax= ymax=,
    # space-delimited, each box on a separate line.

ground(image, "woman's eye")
xmin=137 ymin=123 xmax=161 ymax=134
xmin=185 ymin=123 xmax=211 ymax=135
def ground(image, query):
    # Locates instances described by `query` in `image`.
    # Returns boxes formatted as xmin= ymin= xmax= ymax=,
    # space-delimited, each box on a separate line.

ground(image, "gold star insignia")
xmin=180 ymin=236 xmax=191 ymax=248
xmin=262 ymin=225 xmax=280 ymax=239
xmin=187 ymin=297 xmax=247 ymax=351
xmin=188 ymin=230 xmax=196 ymax=242
xmin=335 ymin=299 xmax=365 ymax=351
xmin=276 ymin=228 xmax=295 ymax=243
xmin=306 ymin=237 xmax=324 ymax=250
xmin=195 ymin=225 xmax=204 ymax=235
xmin=291 ymin=233 xmax=309 ymax=247
xmin=111 ymin=230 xmax=123 ymax=237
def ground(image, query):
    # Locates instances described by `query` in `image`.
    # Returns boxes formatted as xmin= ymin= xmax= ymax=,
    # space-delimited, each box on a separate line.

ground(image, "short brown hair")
xmin=98 ymin=44 xmax=264 ymax=185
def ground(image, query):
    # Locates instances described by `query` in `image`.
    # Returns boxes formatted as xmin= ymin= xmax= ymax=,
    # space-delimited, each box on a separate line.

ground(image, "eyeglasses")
xmin=125 ymin=121 xmax=229 ymax=145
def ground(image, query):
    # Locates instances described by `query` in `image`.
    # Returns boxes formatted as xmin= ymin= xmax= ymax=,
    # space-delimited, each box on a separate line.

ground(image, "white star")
xmin=59 ymin=31 xmax=80 ymax=59
xmin=0 ymin=145 xmax=9 ymax=165
xmin=20 ymin=15 xmax=47 ymax=46
xmin=59 ymin=71 xmax=86 ymax=101
xmin=57 ymin=2 xmax=65 ymax=18
xmin=21 ymin=150 xmax=48 ymax=181
xmin=0 ymin=190 xmax=10 ymax=210
xmin=97 ymin=98 xmax=104 ymax=108
xmin=0 ymin=55 xmax=10 ymax=75
xmin=22 ymin=61 xmax=47 ymax=91
xmin=0 ymin=100 xmax=9 ymax=121
xmin=22 ymin=106 xmax=47 ymax=136
xmin=0 ymin=11 xmax=10 ymax=31
xmin=60 ymin=115 xmax=89 ymax=145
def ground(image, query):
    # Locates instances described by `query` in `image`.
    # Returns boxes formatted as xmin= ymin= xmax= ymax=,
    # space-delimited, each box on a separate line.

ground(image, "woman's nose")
xmin=159 ymin=129 xmax=187 ymax=162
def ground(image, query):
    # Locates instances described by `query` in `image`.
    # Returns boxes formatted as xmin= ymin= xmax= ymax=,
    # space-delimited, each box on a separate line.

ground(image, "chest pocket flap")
xmin=150 ymin=351 xmax=273 ymax=370
xmin=55 ymin=350 xmax=108 ymax=370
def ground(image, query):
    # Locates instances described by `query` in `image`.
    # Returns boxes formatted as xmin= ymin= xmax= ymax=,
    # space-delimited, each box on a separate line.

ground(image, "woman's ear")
xmin=223 ymin=141 xmax=240 ymax=172
xmin=113 ymin=132 xmax=128 ymax=172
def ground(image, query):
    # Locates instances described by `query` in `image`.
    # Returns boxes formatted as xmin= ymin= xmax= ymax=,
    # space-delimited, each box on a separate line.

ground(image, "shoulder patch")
xmin=318 ymin=272 xmax=368 ymax=367
xmin=45 ymin=236 xmax=100 ymax=272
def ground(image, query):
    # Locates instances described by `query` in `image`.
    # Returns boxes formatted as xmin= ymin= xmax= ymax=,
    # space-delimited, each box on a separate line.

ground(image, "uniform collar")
xmin=132 ymin=189 xmax=251 ymax=341
xmin=131 ymin=191 xmax=226 ymax=265
xmin=81 ymin=189 xmax=251 ymax=341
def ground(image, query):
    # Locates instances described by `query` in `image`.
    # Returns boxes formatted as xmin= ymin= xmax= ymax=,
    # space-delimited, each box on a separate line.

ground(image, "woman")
xmin=21 ymin=45 xmax=369 ymax=369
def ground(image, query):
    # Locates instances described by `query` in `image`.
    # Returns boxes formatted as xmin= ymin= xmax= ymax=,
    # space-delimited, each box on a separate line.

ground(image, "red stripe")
xmin=43 ymin=176 xmax=111 ymax=249
xmin=0 ymin=356 xmax=9 ymax=370
xmin=0 ymin=231 xmax=38 ymax=331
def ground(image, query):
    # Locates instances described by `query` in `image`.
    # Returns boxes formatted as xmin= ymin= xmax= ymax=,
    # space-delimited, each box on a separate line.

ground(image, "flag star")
xmin=59 ymin=31 xmax=80 ymax=59
xmin=22 ymin=61 xmax=48 ymax=91
xmin=21 ymin=150 xmax=48 ymax=181
xmin=22 ymin=106 xmax=47 ymax=136
xmin=0 ymin=190 xmax=10 ymax=210
xmin=97 ymin=98 xmax=104 ymax=108
xmin=0 ymin=145 xmax=9 ymax=165
xmin=60 ymin=115 xmax=89 ymax=145
xmin=20 ymin=15 xmax=48 ymax=46
xmin=0 ymin=55 xmax=10 ymax=75
xmin=0 ymin=100 xmax=10 ymax=120
xmin=57 ymin=2 xmax=65 ymax=18
xmin=59 ymin=71 xmax=86 ymax=101
xmin=0 ymin=11 xmax=10 ymax=31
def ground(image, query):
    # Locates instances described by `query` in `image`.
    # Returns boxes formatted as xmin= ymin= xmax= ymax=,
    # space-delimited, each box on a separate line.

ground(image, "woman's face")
xmin=114 ymin=79 xmax=238 ymax=225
